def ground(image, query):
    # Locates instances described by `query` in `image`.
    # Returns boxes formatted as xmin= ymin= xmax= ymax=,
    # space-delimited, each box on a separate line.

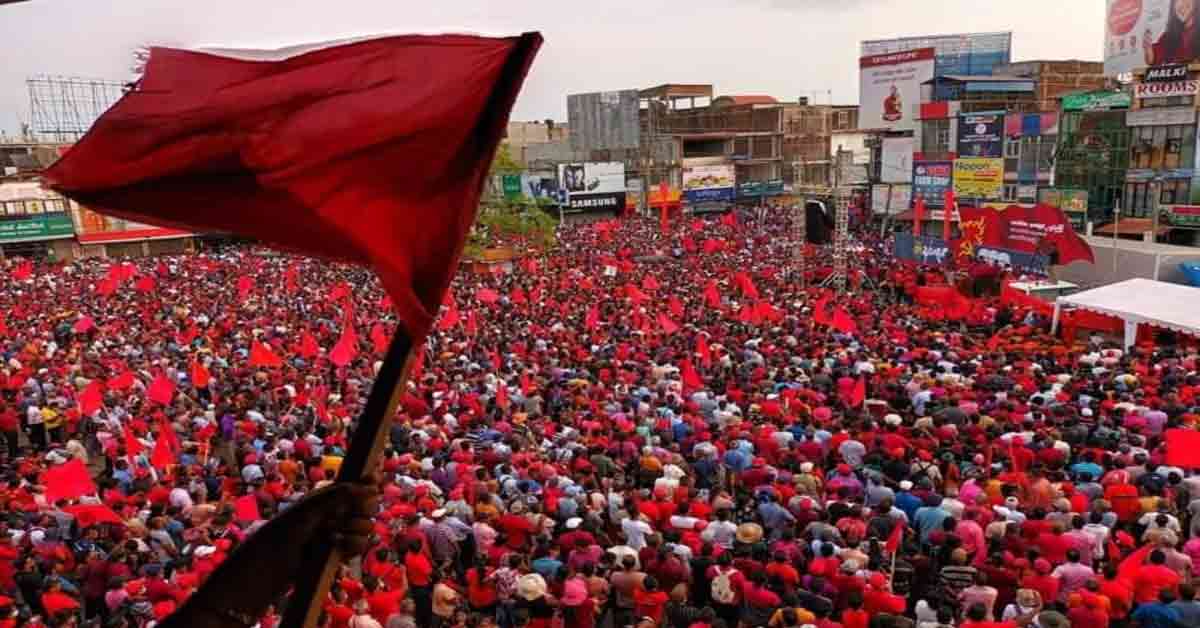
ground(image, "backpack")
xmin=711 ymin=568 xmax=737 ymax=605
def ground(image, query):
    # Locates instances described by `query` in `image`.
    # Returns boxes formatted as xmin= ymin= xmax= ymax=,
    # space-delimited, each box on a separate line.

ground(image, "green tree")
xmin=489 ymin=142 xmax=522 ymax=176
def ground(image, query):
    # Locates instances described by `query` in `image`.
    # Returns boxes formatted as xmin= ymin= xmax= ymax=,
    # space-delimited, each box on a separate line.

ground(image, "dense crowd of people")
xmin=0 ymin=209 xmax=1198 ymax=628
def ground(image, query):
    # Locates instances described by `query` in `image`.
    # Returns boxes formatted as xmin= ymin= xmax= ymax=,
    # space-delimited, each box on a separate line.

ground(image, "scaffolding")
xmin=27 ymin=75 xmax=127 ymax=142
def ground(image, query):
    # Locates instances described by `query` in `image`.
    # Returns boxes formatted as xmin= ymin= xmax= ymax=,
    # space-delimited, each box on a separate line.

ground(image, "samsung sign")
xmin=1134 ymin=80 xmax=1199 ymax=99
xmin=1144 ymin=64 xmax=1189 ymax=82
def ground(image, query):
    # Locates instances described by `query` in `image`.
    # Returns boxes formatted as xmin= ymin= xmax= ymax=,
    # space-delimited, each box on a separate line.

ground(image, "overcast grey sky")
xmin=0 ymin=0 xmax=1103 ymax=136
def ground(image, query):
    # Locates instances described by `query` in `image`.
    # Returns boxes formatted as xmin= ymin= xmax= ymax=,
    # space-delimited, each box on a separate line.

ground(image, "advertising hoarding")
xmin=880 ymin=137 xmax=914 ymax=183
xmin=953 ymin=158 xmax=1004 ymax=199
xmin=1061 ymin=91 xmax=1132 ymax=111
xmin=558 ymin=162 xmax=626 ymax=195
xmin=71 ymin=203 xmax=191 ymax=243
xmin=1105 ymin=0 xmax=1200 ymax=76
xmin=871 ymin=184 xmax=912 ymax=215
xmin=859 ymin=47 xmax=936 ymax=132
xmin=1145 ymin=63 xmax=1189 ymax=80
xmin=912 ymin=161 xmax=954 ymax=207
xmin=0 ymin=213 xmax=73 ymax=242
xmin=956 ymin=112 xmax=1004 ymax=158
xmin=682 ymin=164 xmax=736 ymax=203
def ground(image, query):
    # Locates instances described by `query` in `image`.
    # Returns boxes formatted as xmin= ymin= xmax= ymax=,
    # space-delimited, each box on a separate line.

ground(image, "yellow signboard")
xmin=953 ymin=158 xmax=1004 ymax=199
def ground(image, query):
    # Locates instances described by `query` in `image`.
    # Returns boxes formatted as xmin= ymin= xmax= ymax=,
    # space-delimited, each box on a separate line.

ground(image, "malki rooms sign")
xmin=1134 ymin=80 xmax=1199 ymax=99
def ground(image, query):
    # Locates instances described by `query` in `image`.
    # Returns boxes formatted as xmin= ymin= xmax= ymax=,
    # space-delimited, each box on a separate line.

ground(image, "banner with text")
xmin=859 ymin=47 xmax=935 ymax=132
xmin=683 ymin=164 xmax=736 ymax=203
xmin=953 ymin=158 xmax=1004 ymax=199
xmin=912 ymin=161 xmax=954 ymax=207
xmin=957 ymin=112 xmax=1004 ymax=158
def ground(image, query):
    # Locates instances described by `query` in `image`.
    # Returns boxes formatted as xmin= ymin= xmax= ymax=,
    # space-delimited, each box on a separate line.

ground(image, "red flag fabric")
xmin=330 ymin=328 xmax=358 ymax=367
xmin=476 ymin=288 xmax=500 ymax=305
xmin=913 ymin=196 xmax=926 ymax=235
xmin=150 ymin=434 xmax=174 ymax=469
xmin=11 ymin=259 xmax=32 ymax=281
xmin=73 ymin=316 xmax=95 ymax=334
xmin=704 ymin=281 xmax=721 ymax=309
xmin=520 ymin=372 xmax=534 ymax=395
xmin=147 ymin=374 xmax=175 ymax=406
xmin=884 ymin=522 xmax=903 ymax=554
xmin=108 ymin=371 xmax=135 ymax=391
xmin=696 ymin=334 xmax=712 ymax=368
xmin=45 ymin=34 xmax=542 ymax=342
xmin=370 ymin=323 xmax=390 ymax=355
xmin=124 ymin=430 xmax=143 ymax=458
xmin=44 ymin=459 xmax=97 ymax=502
xmin=96 ymin=278 xmax=117 ymax=296
xmin=720 ymin=212 xmax=737 ymax=227
xmin=297 ymin=331 xmax=320 ymax=359
xmin=438 ymin=298 xmax=461 ymax=330
xmin=585 ymin=304 xmax=600 ymax=330
xmin=134 ymin=275 xmax=156 ymax=293
xmin=657 ymin=312 xmax=680 ymax=335
xmin=832 ymin=308 xmax=857 ymax=334
xmin=248 ymin=342 xmax=283 ymax=368
xmin=191 ymin=360 xmax=211 ymax=389
xmin=642 ymin=275 xmax=660 ymax=291
xmin=1165 ymin=428 xmax=1200 ymax=468
xmin=680 ymin=359 xmax=703 ymax=391
xmin=64 ymin=504 xmax=124 ymax=528
xmin=236 ymin=275 xmax=254 ymax=301
xmin=849 ymin=377 xmax=866 ymax=407
xmin=234 ymin=495 xmax=262 ymax=522
xmin=814 ymin=296 xmax=833 ymax=325
xmin=735 ymin=272 xmax=760 ymax=299
xmin=78 ymin=381 xmax=103 ymax=416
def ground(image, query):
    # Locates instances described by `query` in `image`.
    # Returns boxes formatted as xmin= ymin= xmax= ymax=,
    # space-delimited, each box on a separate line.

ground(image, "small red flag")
xmin=124 ymin=429 xmax=143 ymax=459
xmin=330 ymin=327 xmax=358 ymax=367
xmin=1165 ymin=429 xmax=1200 ymax=468
xmin=78 ymin=381 xmax=103 ymax=416
xmin=495 ymin=384 xmax=509 ymax=409
xmin=696 ymin=334 xmax=712 ymax=368
xmin=642 ymin=275 xmax=660 ymax=291
xmin=150 ymin=433 xmax=174 ymax=469
xmin=849 ymin=377 xmax=866 ymax=407
xmin=832 ymin=308 xmax=857 ymax=334
xmin=134 ymin=275 xmax=156 ymax=293
xmin=943 ymin=190 xmax=956 ymax=243
xmin=510 ymin=286 xmax=527 ymax=305
xmin=147 ymin=374 xmax=175 ymax=406
xmin=108 ymin=371 xmax=135 ymax=391
xmin=248 ymin=341 xmax=284 ymax=368
xmin=704 ymin=280 xmax=721 ymax=309
xmin=64 ymin=504 xmax=124 ymax=528
xmin=465 ymin=310 xmax=478 ymax=337
xmin=11 ymin=259 xmax=32 ymax=281
xmin=370 ymin=323 xmax=390 ymax=355
xmin=236 ymin=275 xmax=254 ymax=301
xmin=234 ymin=495 xmax=262 ymax=522
xmin=657 ymin=312 xmax=680 ymax=335
xmin=520 ymin=372 xmax=534 ymax=395
xmin=44 ymin=459 xmax=97 ymax=502
xmin=884 ymin=522 xmax=903 ymax=554
xmin=476 ymin=288 xmax=500 ymax=305
xmin=191 ymin=360 xmax=211 ymax=389
xmin=438 ymin=298 xmax=461 ymax=330
xmin=720 ymin=212 xmax=737 ymax=227
xmin=45 ymin=34 xmax=542 ymax=342
xmin=297 ymin=331 xmax=320 ymax=359
xmin=735 ymin=272 xmax=759 ymax=299
xmin=73 ymin=316 xmax=96 ymax=334
xmin=680 ymin=359 xmax=703 ymax=391
xmin=585 ymin=304 xmax=601 ymax=330
xmin=96 ymin=278 xmax=118 ymax=296
xmin=669 ymin=295 xmax=684 ymax=319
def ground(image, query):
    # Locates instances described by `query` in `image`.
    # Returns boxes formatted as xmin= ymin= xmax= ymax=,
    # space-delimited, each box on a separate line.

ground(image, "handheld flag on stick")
xmin=45 ymin=32 xmax=542 ymax=628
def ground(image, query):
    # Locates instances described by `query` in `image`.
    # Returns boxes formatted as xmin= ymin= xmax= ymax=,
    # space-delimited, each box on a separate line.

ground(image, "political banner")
xmin=859 ymin=47 xmax=935 ymax=132
xmin=954 ymin=203 xmax=1094 ymax=266
xmin=953 ymin=158 xmax=1004 ymax=199
xmin=1105 ymin=0 xmax=1200 ymax=76
xmin=912 ymin=161 xmax=954 ymax=207
xmin=957 ymin=113 xmax=1004 ymax=158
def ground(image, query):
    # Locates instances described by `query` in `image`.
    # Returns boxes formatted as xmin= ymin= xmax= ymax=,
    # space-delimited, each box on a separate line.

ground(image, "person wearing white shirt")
xmin=621 ymin=515 xmax=653 ymax=550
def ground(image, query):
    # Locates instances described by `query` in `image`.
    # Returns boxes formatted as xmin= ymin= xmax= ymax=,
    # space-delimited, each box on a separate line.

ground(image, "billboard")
xmin=912 ymin=161 xmax=955 ymax=207
xmin=71 ymin=203 xmax=191 ymax=243
xmin=957 ymin=112 xmax=1004 ymax=158
xmin=682 ymin=164 xmax=736 ymax=203
xmin=861 ymin=32 xmax=1012 ymax=77
xmin=1105 ymin=0 xmax=1200 ymax=76
xmin=568 ymin=90 xmax=641 ymax=151
xmin=871 ymin=184 xmax=912 ymax=215
xmin=558 ymin=162 xmax=626 ymax=215
xmin=880 ymin=137 xmax=914 ymax=183
xmin=953 ymin=158 xmax=1004 ymax=199
xmin=859 ymin=47 xmax=935 ymax=132
xmin=1134 ymin=78 xmax=1199 ymax=98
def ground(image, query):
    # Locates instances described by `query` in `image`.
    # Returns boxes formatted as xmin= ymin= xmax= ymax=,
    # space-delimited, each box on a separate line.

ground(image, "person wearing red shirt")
xmin=1132 ymin=550 xmax=1181 ymax=604
xmin=632 ymin=576 xmax=670 ymax=624
xmin=1097 ymin=565 xmax=1133 ymax=622
xmin=404 ymin=538 xmax=435 ymax=627
xmin=0 ymin=405 xmax=18 ymax=459
xmin=323 ymin=588 xmax=355 ymax=628
xmin=1021 ymin=559 xmax=1060 ymax=605
xmin=841 ymin=593 xmax=869 ymax=628
xmin=497 ymin=509 xmax=536 ymax=550
xmin=765 ymin=553 xmax=800 ymax=593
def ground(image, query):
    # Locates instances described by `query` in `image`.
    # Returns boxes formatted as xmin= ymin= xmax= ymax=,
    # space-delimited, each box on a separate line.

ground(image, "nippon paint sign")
xmin=859 ymin=47 xmax=935 ymax=132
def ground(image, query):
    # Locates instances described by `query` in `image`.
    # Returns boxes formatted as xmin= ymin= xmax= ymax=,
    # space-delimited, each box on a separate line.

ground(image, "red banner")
xmin=955 ymin=203 xmax=1094 ymax=266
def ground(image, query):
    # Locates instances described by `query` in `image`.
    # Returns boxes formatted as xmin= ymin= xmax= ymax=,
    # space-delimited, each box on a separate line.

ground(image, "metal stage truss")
xmin=27 ymin=75 xmax=126 ymax=142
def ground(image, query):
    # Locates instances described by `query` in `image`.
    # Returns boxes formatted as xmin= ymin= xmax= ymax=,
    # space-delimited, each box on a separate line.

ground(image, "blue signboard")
xmin=685 ymin=187 xmax=735 ymax=203
xmin=895 ymin=233 xmax=1047 ymax=270
xmin=911 ymin=161 xmax=954 ymax=208
xmin=957 ymin=112 xmax=1004 ymax=158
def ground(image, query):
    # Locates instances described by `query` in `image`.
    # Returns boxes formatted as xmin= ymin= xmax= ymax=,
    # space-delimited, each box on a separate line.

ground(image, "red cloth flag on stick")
xmin=124 ymin=430 xmax=143 ymax=460
xmin=1165 ymin=428 xmax=1200 ymax=468
xmin=108 ymin=371 xmax=135 ymax=391
xmin=585 ymin=304 xmax=600 ymax=330
xmin=64 ymin=504 xmax=124 ymax=528
xmin=884 ymin=522 xmax=903 ymax=554
xmin=147 ymin=374 xmax=175 ymax=406
xmin=330 ymin=328 xmax=358 ymax=367
xmin=234 ymin=495 xmax=262 ymax=522
xmin=297 ymin=331 xmax=320 ymax=359
xmin=657 ymin=312 xmax=680 ymax=335
xmin=370 ymin=323 xmax=390 ymax=355
xmin=44 ymin=459 xmax=97 ymax=502
xmin=78 ymin=381 xmax=103 ymax=416
xmin=73 ymin=316 xmax=96 ymax=333
xmin=11 ymin=259 xmax=32 ymax=281
xmin=680 ymin=359 xmax=703 ymax=391
xmin=849 ymin=377 xmax=866 ymax=407
xmin=44 ymin=33 xmax=542 ymax=343
xmin=696 ymin=334 xmax=712 ymax=368
xmin=248 ymin=341 xmax=283 ymax=368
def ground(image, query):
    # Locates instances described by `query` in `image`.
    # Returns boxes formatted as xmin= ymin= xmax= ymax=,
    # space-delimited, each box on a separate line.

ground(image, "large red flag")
xmin=330 ymin=327 xmax=359 ymax=367
xmin=45 ymin=34 xmax=542 ymax=342
xmin=44 ymin=459 xmax=97 ymax=502
xmin=1165 ymin=429 xmax=1200 ymax=468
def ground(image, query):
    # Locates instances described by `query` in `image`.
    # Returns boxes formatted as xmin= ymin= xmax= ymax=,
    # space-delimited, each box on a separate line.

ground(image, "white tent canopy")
xmin=1052 ymin=278 xmax=1200 ymax=348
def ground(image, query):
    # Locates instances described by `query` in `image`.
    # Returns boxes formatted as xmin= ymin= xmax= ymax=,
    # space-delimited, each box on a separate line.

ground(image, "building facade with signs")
xmin=1054 ymin=90 xmax=1132 ymax=221
xmin=0 ymin=181 xmax=75 ymax=259
xmin=1121 ymin=63 xmax=1200 ymax=219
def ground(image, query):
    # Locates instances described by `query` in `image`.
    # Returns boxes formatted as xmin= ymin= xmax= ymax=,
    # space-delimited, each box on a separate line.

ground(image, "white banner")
xmin=880 ymin=137 xmax=914 ymax=184
xmin=858 ymin=48 xmax=935 ymax=132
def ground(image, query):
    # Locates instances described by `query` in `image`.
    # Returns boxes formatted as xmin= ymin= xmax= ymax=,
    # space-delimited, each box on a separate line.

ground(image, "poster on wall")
xmin=858 ymin=47 xmax=935 ymax=132
xmin=558 ymin=162 xmax=627 ymax=214
xmin=1105 ymin=0 xmax=1200 ymax=77
xmin=953 ymin=158 xmax=1004 ymax=199
xmin=955 ymin=204 xmax=1094 ymax=265
xmin=912 ymin=161 xmax=954 ymax=207
xmin=880 ymin=137 xmax=914 ymax=183
xmin=682 ymin=164 xmax=736 ymax=203
xmin=956 ymin=112 xmax=1004 ymax=158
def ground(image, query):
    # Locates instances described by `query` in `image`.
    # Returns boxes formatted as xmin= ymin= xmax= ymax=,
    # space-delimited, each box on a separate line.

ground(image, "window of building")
xmin=837 ymin=110 xmax=849 ymax=129
xmin=1004 ymin=139 xmax=1021 ymax=158
xmin=1002 ymin=184 xmax=1019 ymax=201
xmin=922 ymin=119 xmax=951 ymax=154
xmin=1160 ymin=179 xmax=1190 ymax=205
